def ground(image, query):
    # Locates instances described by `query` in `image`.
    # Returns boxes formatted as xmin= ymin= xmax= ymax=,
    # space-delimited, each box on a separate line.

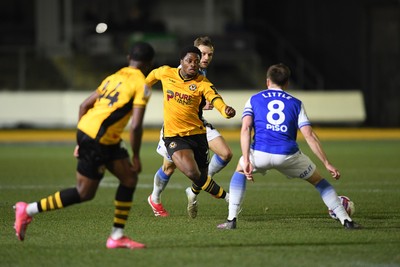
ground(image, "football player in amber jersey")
xmin=146 ymin=46 xmax=236 ymax=219
xmin=13 ymin=42 xmax=155 ymax=249
xmin=148 ymin=37 xmax=234 ymax=218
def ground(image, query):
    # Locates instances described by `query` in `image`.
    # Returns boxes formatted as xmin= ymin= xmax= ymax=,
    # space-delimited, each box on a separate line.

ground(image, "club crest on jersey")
xmin=189 ymin=84 xmax=197 ymax=91
xmin=169 ymin=142 xmax=177 ymax=149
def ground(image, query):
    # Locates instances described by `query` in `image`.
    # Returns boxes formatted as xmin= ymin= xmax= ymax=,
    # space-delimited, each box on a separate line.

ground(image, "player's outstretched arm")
xmin=224 ymin=105 xmax=236 ymax=118
xmin=300 ymin=125 xmax=341 ymax=179
xmin=212 ymin=98 xmax=236 ymax=118
xmin=241 ymin=115 xmax=254 ymax=181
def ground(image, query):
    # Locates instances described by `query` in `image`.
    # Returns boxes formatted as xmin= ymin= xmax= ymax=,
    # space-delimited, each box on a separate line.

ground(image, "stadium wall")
xmin=0 ymin=90 xmax=366 ymax=128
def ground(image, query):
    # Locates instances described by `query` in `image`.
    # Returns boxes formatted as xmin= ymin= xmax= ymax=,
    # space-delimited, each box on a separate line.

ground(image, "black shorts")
xmin=76 ymin=130 xmax=129 ymax=180
xmin=163 ymin=134 xmax=209 ymax=169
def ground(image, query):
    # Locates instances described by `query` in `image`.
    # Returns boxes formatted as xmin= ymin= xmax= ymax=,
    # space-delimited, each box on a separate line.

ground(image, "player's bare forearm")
xmin=305 ymin=134 xmax=330 ymax=167
xmin=130 ymin=127 xmax=143 ymax=173
xmin=78 ymin=91 xmax=98 ymax=120
xmin=129 ymin=107 xmax=146 ymax=172
xmin=301 ymin=126 xmax=340 ymax=179
xmin=241 ymin=116 xmax=253 ymax=181
xmin=203 ymin=101 xmax=214 ymax=110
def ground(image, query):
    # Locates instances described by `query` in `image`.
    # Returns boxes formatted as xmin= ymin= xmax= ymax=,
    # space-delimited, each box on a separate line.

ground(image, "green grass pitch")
xmin=1 ymin=138 xmax=399 ymax=267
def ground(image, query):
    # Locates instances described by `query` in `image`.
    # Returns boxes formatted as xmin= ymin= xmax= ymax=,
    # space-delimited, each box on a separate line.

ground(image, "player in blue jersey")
xmin=217 ymin=63 xmax=360 ymax=230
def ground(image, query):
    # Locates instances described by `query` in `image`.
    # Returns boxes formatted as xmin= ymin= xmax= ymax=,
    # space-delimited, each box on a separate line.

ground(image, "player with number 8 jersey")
xmin=217 ymin=63 xmax=360 ymax=230
xmin=249 ymin=88 xmax=308 ymax=155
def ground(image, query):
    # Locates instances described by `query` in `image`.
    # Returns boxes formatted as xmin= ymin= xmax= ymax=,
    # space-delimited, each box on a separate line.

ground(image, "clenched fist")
xmin=225 ymin=106 xmax=236 ymax=118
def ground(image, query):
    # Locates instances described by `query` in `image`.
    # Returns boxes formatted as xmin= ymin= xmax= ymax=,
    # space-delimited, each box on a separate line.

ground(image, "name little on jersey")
xmin=262 ymin=91 xmax=292 ymax=100
xmin=262 ymin=91 xmax=292 ymax=133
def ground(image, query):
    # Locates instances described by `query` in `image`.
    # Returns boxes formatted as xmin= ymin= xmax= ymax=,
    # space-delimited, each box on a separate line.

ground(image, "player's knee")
xmin=76 ymin=177 xmax=99 ymax=202
xmin=122 ymin=177 xmax=138 ymax=188
xmin=78 ymin=190 xmax=97 ymax=202
xmin=192 ymin=172 xmax=208 ymax=188
xmin=163 ymin=167 xmax=175 ymax=176
xmin=218 ymin=149 xmax=233 ymax=162
xmin=162 ymin=163 xmax=176 ymax=176
xmin=185 ymin=169 xmax=201 ymax=182
xmin=225 ymin=150 xmax=233 ymax=161
xmin=306 ymin=170 xmax=322 ymax=185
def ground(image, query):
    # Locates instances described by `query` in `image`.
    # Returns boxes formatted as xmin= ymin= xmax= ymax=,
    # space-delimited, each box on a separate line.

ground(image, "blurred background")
xmin=0 ymin=0 xmax=399 ymax=127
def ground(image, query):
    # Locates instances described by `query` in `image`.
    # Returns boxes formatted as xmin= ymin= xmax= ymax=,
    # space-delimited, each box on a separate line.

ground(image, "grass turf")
xmin=0 ymin=139 xmax=399 ymax=267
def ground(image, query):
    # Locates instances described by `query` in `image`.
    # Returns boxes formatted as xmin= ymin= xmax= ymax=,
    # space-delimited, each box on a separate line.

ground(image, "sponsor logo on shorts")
xmin=299 ymin=164 xmax=314 ymax=178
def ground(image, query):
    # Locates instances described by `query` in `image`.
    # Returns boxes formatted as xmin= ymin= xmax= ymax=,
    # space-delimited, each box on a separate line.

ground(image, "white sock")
xmin=26 ymin=202 xmax=39 ymax=216
xmin=186 ymin=187 xmax=197 ymax=203
xmin=332 ymin=205 xmax=352 ymax=225
xmin=225 ymin=192 xmax=229 ymax=203
xmin=110 ymin=227 xmax=124 ymax=240
xmin=151 ymin=167 xmax=171 ymax=203
xmin=227 ymin=172 xmax=246 ymax=220
xmin=208 ymin=154 xmax=229 ymax=178
xmin=315 ymin=179 xmax=351 ymax=224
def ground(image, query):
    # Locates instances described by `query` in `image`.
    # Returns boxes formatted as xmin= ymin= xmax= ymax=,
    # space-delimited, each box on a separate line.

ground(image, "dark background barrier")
xmin=0 ymin=0 xmax=399 ymax=127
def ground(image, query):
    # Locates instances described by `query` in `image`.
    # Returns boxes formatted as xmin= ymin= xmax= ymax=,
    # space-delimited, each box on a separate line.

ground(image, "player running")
xmin=147 ymin=37 xmax=233 ymax=218
xmin=14 ymin=42 xmax=155 ymax=249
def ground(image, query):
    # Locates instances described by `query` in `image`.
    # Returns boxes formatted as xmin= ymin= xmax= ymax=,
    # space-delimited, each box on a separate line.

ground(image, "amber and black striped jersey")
xmin=145 ymin=65 xmax=229 ymax=138
xmin=78 ymin=67 xmax=151 ymax=145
